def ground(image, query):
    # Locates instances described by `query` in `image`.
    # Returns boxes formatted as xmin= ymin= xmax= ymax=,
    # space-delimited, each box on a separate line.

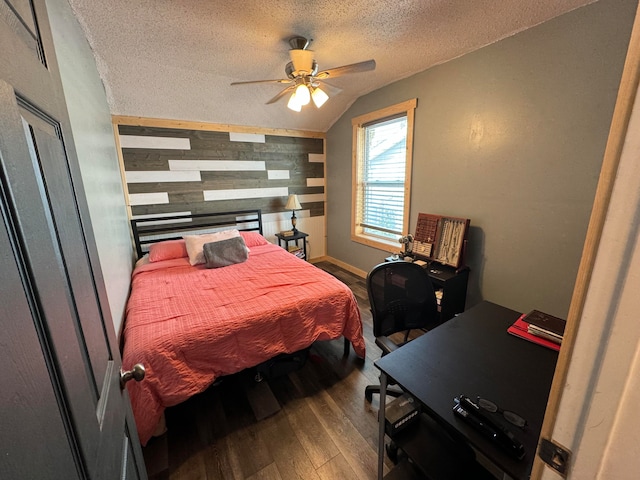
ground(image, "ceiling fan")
xmin=230 ymin=36 xmax=376 ymax=111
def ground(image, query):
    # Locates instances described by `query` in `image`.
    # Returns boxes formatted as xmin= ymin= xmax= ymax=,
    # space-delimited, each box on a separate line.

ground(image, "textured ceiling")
xmin=68 ymin=0 xmax=595 ymax=132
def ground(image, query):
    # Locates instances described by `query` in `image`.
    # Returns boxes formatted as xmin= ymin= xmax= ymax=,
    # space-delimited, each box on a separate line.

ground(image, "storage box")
xmin=385 ymin=393 xmax=420 ymax=436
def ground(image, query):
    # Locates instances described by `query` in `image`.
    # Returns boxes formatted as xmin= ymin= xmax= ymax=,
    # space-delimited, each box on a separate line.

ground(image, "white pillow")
xmin=183 ymin=230 xmax=240 ymax=265
xmin=134 ymin=253 xmax=150 ymax=268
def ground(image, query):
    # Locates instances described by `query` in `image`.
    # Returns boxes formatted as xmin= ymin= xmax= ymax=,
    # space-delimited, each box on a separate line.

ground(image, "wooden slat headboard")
xmin=130 ymin=209 xmax=263 ymax=258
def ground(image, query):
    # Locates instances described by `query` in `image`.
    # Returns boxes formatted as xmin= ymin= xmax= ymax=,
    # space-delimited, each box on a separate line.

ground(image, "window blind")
xmin=357 ymin=115 xmax=407 ymax=240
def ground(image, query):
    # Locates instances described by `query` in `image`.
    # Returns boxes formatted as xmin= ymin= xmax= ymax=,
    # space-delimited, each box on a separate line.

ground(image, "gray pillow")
xmin=203 ymin=236 xmax=249 ymax=268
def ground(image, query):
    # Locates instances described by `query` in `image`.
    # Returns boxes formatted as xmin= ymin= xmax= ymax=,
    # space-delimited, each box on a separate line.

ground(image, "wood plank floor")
xmin=142 ymin=261 xmax=393 ymax=480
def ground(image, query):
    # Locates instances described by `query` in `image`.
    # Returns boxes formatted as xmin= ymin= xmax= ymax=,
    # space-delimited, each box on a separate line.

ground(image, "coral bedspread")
xmin=122 ymin=242 xmax=365 ymax=445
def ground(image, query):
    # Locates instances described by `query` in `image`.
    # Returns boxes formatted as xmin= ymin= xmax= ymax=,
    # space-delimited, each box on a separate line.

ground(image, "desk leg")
xmin=378 ymin=372 xmax=387 ymax=480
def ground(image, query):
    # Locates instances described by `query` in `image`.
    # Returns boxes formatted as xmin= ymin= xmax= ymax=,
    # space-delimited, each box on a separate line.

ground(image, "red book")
xmin=507 ymin=314 xmax=561 ymax=352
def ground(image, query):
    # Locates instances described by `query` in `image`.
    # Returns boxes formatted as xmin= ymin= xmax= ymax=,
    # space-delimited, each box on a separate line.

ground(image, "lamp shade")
xmin=311 ymin=87 xmax=329 ymax=108
xmin=294 ymin=84 xmax=311 ymax=106
xmin=285 ymin=194 xmax=302 ymax=210
xmin=287 ymin=92 xmax=302 ymax=112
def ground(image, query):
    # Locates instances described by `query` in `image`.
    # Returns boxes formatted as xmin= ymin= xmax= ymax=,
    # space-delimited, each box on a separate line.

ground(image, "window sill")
xmin=351 ymin=233 xmax=397 ymax=253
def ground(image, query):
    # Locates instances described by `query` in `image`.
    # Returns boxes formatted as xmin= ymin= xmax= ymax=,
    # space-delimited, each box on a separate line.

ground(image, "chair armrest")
xmin=376 ymin=336 xmax=399 ymax=355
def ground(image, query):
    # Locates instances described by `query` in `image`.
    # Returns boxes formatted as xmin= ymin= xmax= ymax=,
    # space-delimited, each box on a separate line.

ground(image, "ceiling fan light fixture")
xmin=289 ymin=49 xmax=315 ymax=74
xmin=287 ymin=91 xmax=302 ymax=112
xmin=231 ymin=35 xmax=375 ymax=111
xmin=311 ymin=86 xmax=329 ymax=108
xmin=294 ymin=83 xmax=311 ymax=106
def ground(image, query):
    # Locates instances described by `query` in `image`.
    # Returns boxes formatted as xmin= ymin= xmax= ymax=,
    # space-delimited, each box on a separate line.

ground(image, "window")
xmin=351 ymin=99 xmax=417 ymax=251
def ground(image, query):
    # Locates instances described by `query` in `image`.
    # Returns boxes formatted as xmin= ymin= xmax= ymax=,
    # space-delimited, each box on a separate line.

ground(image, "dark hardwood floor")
xmin=142 ymin=261 xmax=392 ymax=480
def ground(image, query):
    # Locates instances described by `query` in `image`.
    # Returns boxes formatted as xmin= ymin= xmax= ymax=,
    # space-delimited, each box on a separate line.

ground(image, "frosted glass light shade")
xmin=287 ymin=92 xmax=302 ymax=112
xmin=311 ymin=87 xmax=329 ymax=108
xmin=294 ymin=84 xmax=311 ymax=105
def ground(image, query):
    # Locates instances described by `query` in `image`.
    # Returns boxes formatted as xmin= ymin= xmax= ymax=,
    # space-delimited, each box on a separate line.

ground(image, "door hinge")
xmin=539 ymin=438 xmax=571 ymax=477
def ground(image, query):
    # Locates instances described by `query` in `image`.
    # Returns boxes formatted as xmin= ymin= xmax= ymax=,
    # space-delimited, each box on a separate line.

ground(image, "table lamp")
xmin=285 ymin=194 xmax=302 ymax=233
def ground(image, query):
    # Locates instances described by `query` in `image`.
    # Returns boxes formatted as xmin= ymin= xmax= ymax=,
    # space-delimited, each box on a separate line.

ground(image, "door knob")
xmin=120 ymin=363 xmax=145 ymax=389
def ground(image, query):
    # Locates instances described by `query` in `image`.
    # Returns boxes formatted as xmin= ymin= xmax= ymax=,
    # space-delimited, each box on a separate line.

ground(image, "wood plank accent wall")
xmin=113 ymin=118 xmax=327 ymax=257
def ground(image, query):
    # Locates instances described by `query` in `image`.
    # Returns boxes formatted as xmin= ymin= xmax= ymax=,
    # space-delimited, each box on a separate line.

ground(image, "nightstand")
xmin=275 ymin=231 xmax=308 ymax=260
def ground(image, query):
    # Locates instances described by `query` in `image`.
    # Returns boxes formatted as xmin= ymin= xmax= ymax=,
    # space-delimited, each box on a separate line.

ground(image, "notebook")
xmin=523 ymin=310 xmax=566 ymax=339
xmin=507 ymin=314 xmax=561 ymax=352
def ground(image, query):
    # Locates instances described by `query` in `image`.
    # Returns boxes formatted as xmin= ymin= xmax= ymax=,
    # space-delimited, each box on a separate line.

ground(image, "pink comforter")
xmin=122 ymin=243 xmax=365 ymax=445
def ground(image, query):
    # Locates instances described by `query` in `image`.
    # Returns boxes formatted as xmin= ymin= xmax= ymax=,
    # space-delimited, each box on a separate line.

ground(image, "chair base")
xmin=365 ymin=384 xmax=404 ymax=403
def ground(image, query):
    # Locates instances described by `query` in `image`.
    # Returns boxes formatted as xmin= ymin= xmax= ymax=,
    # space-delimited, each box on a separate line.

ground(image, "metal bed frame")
xmin=130 ymin=209 xmax=263 ymax=258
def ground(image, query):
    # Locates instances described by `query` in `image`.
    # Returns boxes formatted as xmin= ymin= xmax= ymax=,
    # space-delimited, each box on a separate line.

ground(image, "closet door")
xmin=0 ymin=1 xmax=145 ymax=479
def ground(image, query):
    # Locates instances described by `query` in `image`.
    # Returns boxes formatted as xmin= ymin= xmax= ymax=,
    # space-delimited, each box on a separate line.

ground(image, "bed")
xmin=122 ymin=209 xmax=366 ymax=445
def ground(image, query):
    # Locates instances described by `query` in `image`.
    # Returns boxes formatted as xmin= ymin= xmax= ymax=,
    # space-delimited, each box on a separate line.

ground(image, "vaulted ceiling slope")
xmin=68 ymin=0 xmax=595 ymax=133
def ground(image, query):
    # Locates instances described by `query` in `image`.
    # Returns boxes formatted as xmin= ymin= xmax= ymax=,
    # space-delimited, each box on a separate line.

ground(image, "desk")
xmin=375 ymin=301 xmax=558 ymax=479
xmin=384 ymin=257 xmax=469 ymax=322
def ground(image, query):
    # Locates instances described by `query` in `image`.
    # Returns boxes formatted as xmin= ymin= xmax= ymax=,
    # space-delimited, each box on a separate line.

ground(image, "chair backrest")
xmin=367 ymin=261 xmax=439 ymax=338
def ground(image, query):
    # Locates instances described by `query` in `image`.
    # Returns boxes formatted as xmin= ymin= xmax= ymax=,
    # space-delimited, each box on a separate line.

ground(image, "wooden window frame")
xmin=351 ymin=98 xmax=417 ymax=252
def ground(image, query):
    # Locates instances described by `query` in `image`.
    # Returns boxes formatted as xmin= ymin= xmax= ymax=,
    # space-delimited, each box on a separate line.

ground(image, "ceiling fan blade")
xmin=315 ymin=59 xmax=376 ymax=79
xmin=230 ymin=79 xmax=291 ymax=86
xmin=266 ymin=85 xmax=295 ymax=104
xmin=315 ymin=80 xmax=342 ymax=96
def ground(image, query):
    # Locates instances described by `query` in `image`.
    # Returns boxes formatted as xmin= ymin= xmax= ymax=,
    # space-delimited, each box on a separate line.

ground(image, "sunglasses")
xmin=476 ymin=397 xmax=527 ymax=429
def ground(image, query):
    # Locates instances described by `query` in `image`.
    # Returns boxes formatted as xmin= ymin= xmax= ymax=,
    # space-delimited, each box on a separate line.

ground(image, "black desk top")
xmin=375 ymin=301 xmax=558 ymax=480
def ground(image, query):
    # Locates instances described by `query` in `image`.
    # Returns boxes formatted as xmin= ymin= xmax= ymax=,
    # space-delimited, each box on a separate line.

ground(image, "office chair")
xmin=365 ymin=261 xmax=440 ymax=403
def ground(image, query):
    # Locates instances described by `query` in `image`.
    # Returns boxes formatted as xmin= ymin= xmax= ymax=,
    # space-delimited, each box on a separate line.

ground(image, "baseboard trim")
xmin=311 ymin=255 xmax=367 ymax=278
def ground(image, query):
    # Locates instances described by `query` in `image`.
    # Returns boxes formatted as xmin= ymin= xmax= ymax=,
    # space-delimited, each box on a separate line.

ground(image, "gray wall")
xmin=46 ymin=0 xmax=134 ymax=336
xmin=326 ymin=0 xmax=637 ymax=318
